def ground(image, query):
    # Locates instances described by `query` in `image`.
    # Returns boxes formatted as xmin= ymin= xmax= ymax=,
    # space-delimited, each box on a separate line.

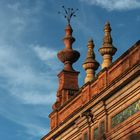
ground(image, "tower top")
xmin=52 ymin=8 xmax=80 ymax=110
xmin=83 ymin=39 xmax=99 ymax=83
xmin=99 ymin=22 xmax=117 ymax=69
xmin=57 ymin=8 xmax=80 ymax=71
xmin=103 ymin=21 xmax=112 ymax=45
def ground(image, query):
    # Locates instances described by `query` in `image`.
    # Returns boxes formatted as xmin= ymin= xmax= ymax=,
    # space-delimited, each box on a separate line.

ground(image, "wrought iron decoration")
xmin=58 ymin=6 xmax=78 ymax=24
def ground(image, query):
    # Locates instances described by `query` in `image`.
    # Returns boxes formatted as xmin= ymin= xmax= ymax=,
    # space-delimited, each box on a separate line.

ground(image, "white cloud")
xmin=13 ymin=91 xmax=56 ymax=105
xmin=24 ymin=123 xmax=49 ymax=137
xmin=0 ymin=44 xmax=57 ymax=105
xmin=33 ymin=45 xmax=57 ymax=61
xmin=0 ymin=1 xmax=56 ymax=139
xmin=32 ymin=44 xmax=61 ymax=71
xmin=7 ymin=2 xmax=21 ymax=11
xmin=0 ymin=44 xmax=54 ymax=138
xmin=0 ymin=1 xmax=45 ymax=45
xmin=80 ymin=0 xmax=140 ymax=11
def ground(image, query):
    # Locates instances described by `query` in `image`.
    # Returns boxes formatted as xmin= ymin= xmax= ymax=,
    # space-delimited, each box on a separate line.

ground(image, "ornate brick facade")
xmin=41 ymin=20 xmax=140 ymax=140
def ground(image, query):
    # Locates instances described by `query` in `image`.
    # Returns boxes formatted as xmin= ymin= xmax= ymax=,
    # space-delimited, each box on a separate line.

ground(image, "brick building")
xmin=41 ymin=20 xmax=140 ymax=140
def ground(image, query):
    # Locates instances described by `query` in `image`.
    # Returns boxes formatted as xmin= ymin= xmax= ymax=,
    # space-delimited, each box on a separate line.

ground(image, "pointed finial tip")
xmin=104 ymin=21 xmax=111 ymax=32
xmin=105 ymin=21 xmax=110 ymax=25
xmin=88 ymin=38 xmax=93 ymax=43
xmin=88 ymin=38 xmax=94 ymax=46
xmin=87 ymin=38 xmax=94 ymax=46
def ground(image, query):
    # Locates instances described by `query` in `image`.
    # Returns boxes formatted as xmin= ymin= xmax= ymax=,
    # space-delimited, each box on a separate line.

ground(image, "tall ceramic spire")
xmin=57 ymin=24 xmax=80 ymax=71
xmin=99 ymin=22 xmax=117 ymax=69
xmin=52 ymin=7 xmax=80 ymax=110
xmin=83 ymin=39 xmax=99 ymax=83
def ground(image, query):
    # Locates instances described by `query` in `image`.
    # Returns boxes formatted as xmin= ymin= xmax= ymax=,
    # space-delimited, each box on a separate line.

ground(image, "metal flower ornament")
xmin=58 ymin=6 xmax=78 ymax=24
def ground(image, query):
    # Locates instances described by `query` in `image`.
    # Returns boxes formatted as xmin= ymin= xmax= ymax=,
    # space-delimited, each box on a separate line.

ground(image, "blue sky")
xmin=0 ymin=0 xmax=139 ymax=140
